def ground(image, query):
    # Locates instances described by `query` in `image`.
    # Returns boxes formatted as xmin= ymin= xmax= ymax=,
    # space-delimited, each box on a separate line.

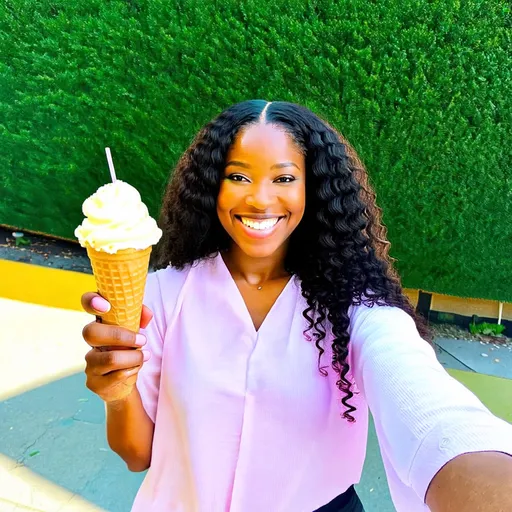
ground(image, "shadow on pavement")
xmin=0 ymin=370 xmax=396 ymax=512
xmin=0 ymin=372 xmax=144 ymax=512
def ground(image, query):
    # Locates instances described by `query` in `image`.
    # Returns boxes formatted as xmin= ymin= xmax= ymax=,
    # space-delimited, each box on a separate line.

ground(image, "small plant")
xmin=469 ymin=321 xmax=506 ymax=336
xmin=16 ymin=236 xmax=31 ymax=247
xmin=12 ymin=232 xmax=31 ymax=247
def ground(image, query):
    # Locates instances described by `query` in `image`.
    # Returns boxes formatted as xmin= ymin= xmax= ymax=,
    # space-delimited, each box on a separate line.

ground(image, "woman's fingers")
xmin=81 ymin=292 xmax=111 ymax=315
xmin=81 ymin=292 xmax=153 ymax=330
xmin=82 ymin=321 xmax=147 ymax=349
xmin=85 ymin=347 xmax=149 ymax=376
xmin=85 ymin=366 xmax=141 ymax=398
xmin=81 ymin=295 xmax=153 ymax=403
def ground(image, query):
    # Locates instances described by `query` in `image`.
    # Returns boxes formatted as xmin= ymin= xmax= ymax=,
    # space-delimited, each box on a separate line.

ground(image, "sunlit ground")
xmin=0 ymin=261 xmax=134 ymax=512
xmin=0 ymin=259 xmax=510 ymax=512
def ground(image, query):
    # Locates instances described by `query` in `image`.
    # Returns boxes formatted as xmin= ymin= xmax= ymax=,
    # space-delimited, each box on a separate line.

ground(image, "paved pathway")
xmin=436 ymin=337 xmax=512 ymax=379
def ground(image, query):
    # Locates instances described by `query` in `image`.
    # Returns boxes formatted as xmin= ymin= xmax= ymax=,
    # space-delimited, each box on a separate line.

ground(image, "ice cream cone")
xmin=75 ymin=178 xmax=162 ymax=331
xmin=86 ymin=246 xmax=152 ymax=333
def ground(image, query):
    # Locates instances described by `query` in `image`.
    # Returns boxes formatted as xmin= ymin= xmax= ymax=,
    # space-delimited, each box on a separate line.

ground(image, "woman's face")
xmin=217 ymin=123 xmax=306 ymax=260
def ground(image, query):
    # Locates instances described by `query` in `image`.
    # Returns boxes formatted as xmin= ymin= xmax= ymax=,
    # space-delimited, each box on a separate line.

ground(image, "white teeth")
xmin=240 ymin=217 xmax=279 ymax=230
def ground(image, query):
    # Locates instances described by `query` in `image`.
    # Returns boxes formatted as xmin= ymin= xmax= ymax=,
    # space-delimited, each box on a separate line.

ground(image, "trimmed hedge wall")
xmin=1 ymin=0 xmax=511 ymax=301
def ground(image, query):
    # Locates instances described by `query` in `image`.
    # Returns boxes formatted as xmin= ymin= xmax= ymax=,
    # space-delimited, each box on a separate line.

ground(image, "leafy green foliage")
xmin=1 ymin=0 xmax=511 ymax=300
xmin=469 ymin=321 xmax=506 ymax=336
xmin=15 ymin=236 xmax=31 ymax=247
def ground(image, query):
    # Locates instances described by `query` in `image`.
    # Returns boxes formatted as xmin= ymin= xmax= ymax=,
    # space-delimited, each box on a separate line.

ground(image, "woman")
xmin=81 ymin=100 xmax=512 ymax=511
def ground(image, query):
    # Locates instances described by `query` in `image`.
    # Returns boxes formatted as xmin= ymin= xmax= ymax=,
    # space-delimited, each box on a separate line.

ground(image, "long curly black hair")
xmin=152 ymin=100 xmax=431 ymax=422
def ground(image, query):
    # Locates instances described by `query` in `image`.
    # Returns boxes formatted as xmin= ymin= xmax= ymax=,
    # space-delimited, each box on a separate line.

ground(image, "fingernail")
xmin=135 ymin=334 xmax=147 ymax=347
xmin=91 ymin=296 xmax=110 ymax=313
xmin=142 ymin=350 xmax=151 ymax=362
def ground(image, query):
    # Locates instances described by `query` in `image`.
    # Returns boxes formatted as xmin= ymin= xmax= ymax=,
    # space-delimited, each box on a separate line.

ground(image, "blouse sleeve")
xmin=136 ymin=267 xmax=188 ymax=423
xmin=349 ymin=304 xmax=512 ymax=508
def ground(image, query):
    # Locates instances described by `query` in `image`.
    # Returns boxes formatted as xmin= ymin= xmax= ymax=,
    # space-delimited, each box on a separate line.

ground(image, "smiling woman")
xmin=217 ymin=123 xmax=306 ymax=260
xmin=79 ymin=100 xmax=512 ymax=512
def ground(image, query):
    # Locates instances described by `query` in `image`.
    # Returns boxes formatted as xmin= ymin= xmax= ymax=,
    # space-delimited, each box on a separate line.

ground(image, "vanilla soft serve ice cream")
xmin=75 ymin=180 xmax=162 ymax=253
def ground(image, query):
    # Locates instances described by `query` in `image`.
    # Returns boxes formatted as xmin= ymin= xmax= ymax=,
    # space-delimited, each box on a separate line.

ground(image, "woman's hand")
xmin=81 ymin=292 xmax=154 ymax=403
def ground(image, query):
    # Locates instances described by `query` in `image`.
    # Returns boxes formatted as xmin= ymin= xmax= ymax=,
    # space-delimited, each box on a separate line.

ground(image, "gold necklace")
xmin=244 ymin=272 xmax=289 ymax=291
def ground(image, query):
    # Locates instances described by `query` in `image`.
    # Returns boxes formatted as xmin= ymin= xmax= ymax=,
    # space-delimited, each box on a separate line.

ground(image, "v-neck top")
xmin=132 ymin=254 xmax=512 ymax=512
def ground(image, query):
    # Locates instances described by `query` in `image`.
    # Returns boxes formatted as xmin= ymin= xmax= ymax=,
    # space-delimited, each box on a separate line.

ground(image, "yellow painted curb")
xmin=0 ymin=260 xmax=95 ymax=312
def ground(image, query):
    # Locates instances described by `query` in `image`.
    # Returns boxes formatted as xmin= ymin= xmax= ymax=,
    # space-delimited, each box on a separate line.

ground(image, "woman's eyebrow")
xmin=225 ymin=161 xmax=300 ymax=170
xmin=225 ymin=160 xmax=251 ymax=169
xmin=271 ymin=162 xmax=299 ymax=170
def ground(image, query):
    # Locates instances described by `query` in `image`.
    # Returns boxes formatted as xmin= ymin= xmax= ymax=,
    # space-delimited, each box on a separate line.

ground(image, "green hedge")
xmin=1 ymin=0 xmax=511 ymax=301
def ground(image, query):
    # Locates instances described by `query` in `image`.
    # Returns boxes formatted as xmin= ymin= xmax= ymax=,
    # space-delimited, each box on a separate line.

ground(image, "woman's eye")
xmin=275 ymin=176 xmax=295 ymax=183
xmin=226 ymin=174 xmax=248 ymax=182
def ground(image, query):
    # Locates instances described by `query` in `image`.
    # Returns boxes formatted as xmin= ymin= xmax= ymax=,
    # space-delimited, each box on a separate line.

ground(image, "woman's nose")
xmin=245 ymin=184 xmax=275 ymax=210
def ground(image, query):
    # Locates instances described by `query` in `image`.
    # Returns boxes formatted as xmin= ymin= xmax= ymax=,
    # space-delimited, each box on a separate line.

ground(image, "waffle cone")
xmin=86 ymin=246 xmax=152 ymax=333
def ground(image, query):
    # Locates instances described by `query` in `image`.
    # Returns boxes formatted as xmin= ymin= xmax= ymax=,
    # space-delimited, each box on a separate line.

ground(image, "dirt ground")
xmin=0 ymin=225 xmax=91 ymax=274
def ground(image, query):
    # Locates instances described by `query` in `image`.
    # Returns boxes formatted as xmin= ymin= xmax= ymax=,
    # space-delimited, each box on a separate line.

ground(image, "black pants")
xmin=313 ymin=485 xmax=365 ymax=512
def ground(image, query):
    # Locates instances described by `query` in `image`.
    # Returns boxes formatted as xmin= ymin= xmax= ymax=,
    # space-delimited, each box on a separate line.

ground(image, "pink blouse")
xmin=132 ymin=253 xmax=512 ymax=511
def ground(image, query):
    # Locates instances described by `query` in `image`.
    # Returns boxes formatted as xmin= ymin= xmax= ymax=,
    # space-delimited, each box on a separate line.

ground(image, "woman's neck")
xmin=222 ymin=244 xmax=289 ymax=286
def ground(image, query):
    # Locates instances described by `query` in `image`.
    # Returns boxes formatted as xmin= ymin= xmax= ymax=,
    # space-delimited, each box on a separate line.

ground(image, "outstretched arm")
xmin=426 ymin=451 xmax=512 ymax=512
xmin=349 ymin=304 xmax=512 ymax=511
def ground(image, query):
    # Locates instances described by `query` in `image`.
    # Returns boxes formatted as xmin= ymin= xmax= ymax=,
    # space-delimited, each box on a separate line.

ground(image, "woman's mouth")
xmin=235 ymin=215 xmax=284 ymax=238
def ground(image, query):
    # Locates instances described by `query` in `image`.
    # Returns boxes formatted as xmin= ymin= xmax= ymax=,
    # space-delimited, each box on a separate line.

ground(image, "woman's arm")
xmin=426 ymin=451 xmax=512 ymax=512
xmin=82 ymin=292 xmax=158 ymax=473
xmin=106 ymin=387 xmax=155 ymax=472
xmin=349 ymin=304 xmax=512 ymax=510
xmin=104 ymin=270 xmax=171 ymax=471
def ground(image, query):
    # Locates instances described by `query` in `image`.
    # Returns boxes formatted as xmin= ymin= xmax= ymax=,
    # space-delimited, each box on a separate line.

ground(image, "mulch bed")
xmin=430 ymin=322 xmax=511 ymax=347
xmin=0 ymin=225 xmax=91 ymax=274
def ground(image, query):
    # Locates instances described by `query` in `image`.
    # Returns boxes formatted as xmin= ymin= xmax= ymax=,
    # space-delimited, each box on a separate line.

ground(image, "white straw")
xmin=105 ymin=147 xmax=117 ymax=183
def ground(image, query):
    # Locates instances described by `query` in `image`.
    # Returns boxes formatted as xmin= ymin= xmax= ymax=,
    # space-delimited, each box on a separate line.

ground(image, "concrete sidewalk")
xmin=1 ymin=260 xmax=511 ymax=512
